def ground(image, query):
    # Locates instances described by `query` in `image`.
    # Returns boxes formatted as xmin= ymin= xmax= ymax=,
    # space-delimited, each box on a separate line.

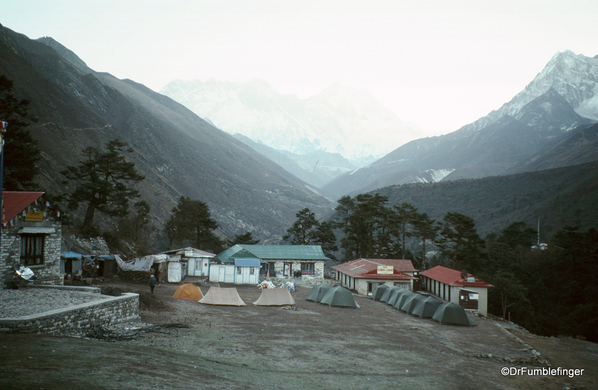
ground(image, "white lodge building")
xmin=420 ymin=265 xmax=494 ymax=317
xmin=332 ymin=259 xmax=419 ymax=296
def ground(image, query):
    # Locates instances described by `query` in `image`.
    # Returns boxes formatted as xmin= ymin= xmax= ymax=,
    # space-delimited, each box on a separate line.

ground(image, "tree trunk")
xmin=82 ymin=200 xmax=98 ymax=230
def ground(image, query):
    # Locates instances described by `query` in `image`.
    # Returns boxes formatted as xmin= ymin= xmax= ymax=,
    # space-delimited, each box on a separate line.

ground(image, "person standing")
xmin=149 ymin=274 xmax=157 ymax=293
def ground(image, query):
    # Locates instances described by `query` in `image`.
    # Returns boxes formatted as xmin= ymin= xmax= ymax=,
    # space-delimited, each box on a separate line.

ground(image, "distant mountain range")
xmin=0 ymin=25 xmax=333 ymax=242
xmin=322 ymin=51 xmax=598 ymax=198
xmin=2 ymin=23 xmax=595 ymax=246
xmin=160 ymin=79 xmax=424 ymax=167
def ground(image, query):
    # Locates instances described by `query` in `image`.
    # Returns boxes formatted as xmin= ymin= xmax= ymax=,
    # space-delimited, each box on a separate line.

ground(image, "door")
xmin=459 ymin=289 xmax=479 ymax=310
xmin=284 ymin=262 xmax=292 ymax=277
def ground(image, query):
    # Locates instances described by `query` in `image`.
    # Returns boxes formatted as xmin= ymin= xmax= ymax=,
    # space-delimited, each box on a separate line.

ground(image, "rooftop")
xmin=216 ymin=244 xmax=330 ymax=263
xmin=420 ymin=265 xmax=494 ymax=288
xmin=2 ymin=191 xmax=44 ymax=224
xmin=332 ymin=258 xmax=418 ymax=280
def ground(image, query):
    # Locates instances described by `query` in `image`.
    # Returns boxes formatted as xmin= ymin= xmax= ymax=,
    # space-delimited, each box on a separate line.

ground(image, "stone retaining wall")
xmin=0 ymin=293 xmax=140 ymax=336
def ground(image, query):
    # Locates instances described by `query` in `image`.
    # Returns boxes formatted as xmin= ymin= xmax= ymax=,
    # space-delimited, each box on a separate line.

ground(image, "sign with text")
xmin=25 ymin=211 xmax=44 ymax=222
xmin=377 ymin=265 xmax=394 ymax=275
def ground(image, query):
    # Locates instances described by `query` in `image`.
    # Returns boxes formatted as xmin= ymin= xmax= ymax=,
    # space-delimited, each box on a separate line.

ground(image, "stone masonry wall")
xmin=1 ymin=210 xmax=63 ymax=289
xmin=0 ymin=293 xmax=140 ymax=336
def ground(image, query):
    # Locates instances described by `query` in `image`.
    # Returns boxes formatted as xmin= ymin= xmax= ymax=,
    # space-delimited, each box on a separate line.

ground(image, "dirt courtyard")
xmin=1 ymin=278 xmax=596 ymax=390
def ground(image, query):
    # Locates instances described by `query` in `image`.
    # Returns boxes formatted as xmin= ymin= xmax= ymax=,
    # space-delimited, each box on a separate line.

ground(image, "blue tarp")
xmin=61 ymin=251 xmax=83 ymax=259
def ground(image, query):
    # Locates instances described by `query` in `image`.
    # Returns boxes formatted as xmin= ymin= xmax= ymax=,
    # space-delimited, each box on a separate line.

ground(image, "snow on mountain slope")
xmin=160 ymin=79 xmax=423 ymax=166
xmin=459 ymin=50 xmax=598 ymax=135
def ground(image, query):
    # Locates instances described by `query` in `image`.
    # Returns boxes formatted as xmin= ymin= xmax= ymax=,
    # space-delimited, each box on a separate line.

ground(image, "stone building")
xmin=212 ymin=244 xmax=329 ymax=283
xmin=1 ymin=192 xmax=63 ymax=289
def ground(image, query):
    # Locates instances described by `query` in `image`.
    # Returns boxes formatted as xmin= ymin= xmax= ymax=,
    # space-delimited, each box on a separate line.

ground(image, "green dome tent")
xmin=400 ymin=293 xmax=427 ymax=313
xmin=394 ymin=291 xmax=414 ymax=309
xmin=387 ymin=288 xmax=408 ymax=306
xmin=380 ymin=286 xmax=401 ymax=303
xmin=411 ymin=296 xmax=443 ymax=318
xmin=320 ymin=286 xmax=361 ymax=309
xmin=432 ymin=302 xmax=477 ymax=326
xmin=306 ymin=283 xmax=332 ymax=303
xmin=372 ymin=284 xmax=389 ymax=301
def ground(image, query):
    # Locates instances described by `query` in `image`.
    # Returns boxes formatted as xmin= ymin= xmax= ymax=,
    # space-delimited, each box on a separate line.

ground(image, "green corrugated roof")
xmin=216 ymin=244 xmax=243 ymax=263
xmin=216 ymin=245 xmax=329 ymax=263
xmin=242 ymin=245 xmax=329 ymax=260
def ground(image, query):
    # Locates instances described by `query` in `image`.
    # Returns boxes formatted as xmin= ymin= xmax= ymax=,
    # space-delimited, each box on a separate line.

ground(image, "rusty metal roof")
xmin=2 ymin=191 xmax=44 ymax=224
xmin=332 ymin=258 xmax=418 ymax=280
xmin=420 ymin=265 xmax=494 ymax=288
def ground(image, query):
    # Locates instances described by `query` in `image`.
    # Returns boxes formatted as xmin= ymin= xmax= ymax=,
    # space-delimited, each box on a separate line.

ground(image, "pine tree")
xmin=412 ymin=212 xmax=438 ymax=270
xmin=165 ymin=196 xmax=222 ymax=252
xmin=283 ymin=208 xmax=319 ymax=244
xmin=435 ymin=212 xmax=484 ymax=272
xmin=0 ymin=75 xmax=41 ymax=190
xmin=61 ymin=139 xmax=145 ymax=230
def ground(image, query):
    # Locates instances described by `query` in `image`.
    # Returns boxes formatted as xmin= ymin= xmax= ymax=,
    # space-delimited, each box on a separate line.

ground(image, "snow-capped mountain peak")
xmin=459 ymin=50 xmax=598 ymax=135
xmin=160 ymin=79 xmax=424 ymax=165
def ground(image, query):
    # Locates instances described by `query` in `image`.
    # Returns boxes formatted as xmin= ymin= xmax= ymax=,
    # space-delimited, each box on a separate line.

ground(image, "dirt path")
xmin=1 ymin=279 xmax=595 ymax=390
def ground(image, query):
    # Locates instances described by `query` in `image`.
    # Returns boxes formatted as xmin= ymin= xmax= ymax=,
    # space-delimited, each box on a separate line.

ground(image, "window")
xmin=195 ymin=260 xmax=202 ymax=270
xmin=301 ymin=262 xmax=314 ymax=275
xmin=250 ymin=267 xmax=255 ymax=275
xmin=21 ymin=235 xmax=45 ymax=266
xmin=237 ymin=267 xmax=242 ymax=275
xmin=260 ymin=262 xmax=274 ymax=275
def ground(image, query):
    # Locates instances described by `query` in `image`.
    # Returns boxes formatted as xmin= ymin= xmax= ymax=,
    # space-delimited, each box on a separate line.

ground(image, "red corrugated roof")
xmin=2 ymin=191 xmax=44 ymax=224
xmin=420 ymin=265 xmax=494 ymax=288
xmin=332 ymin=258 xmax=418 ymax=280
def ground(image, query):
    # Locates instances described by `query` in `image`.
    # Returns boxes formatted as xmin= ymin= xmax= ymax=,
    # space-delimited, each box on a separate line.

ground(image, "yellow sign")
xmin=25 ymin=211 xmax=44 ymax=222
xmin=377 ymin=265 xmax=394 ymax=275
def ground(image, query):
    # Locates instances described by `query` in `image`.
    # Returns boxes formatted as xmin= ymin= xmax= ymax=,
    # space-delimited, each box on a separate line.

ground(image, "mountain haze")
xmin=0 ymin=25 xmax=333 ymax=242
xmin=322 ymin=51 xmax=598 ymax=198
xmin=160 ymin=79 xmax=424 ymax=168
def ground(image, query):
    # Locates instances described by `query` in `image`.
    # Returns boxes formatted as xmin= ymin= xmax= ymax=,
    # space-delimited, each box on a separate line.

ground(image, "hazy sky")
xmin=4 ymin=0 xmax=598 ymax=136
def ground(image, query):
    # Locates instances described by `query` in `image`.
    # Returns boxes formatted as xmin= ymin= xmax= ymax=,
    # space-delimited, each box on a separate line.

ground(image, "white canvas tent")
xmin=253 ymin=287 xmax=296 ymax=306
xmin=199 ymin=287 xmax=246 ymax=306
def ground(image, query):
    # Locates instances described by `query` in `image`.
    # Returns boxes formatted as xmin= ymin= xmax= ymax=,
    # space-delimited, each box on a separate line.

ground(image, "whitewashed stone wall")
xmin=271 ymin=260 xmax=324 ymax=278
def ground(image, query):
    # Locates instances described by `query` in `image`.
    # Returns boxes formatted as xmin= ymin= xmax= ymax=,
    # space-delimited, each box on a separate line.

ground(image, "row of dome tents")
xmin=306 ymin=283 xmax=361 ymax=309
xmin=172 ymin=284 xmax=295 ymax=306
xmin=373 ymin=284 xmax=476 ymax=326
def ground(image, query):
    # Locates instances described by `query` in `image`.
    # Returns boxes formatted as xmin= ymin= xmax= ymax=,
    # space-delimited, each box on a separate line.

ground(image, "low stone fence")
xmin=0 ymin=292 xmax=140 ymax=337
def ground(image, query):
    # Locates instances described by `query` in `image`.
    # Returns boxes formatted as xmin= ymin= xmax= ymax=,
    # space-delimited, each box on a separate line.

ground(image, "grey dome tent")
xmin=320 ymin=286 xmax=361 ymax=309
xmin=306 ymin=283 xmax=332 ymax=303
xmin=432 ymin=302 xmax=477 ymax=326
xmin=394 ymin=290 xmax=414 ymax=309
xmin=411 ymin=296 xmax=443 ymax=318
xmin=400 ymin=293 xmax=427 ymax=313
xmin=380 ymin=286 xmax=401 ymax=303
xmin=387 ymin=288 xmax=408 ymax=306
xmin=372 ymin=284 xmax=389 ymax=301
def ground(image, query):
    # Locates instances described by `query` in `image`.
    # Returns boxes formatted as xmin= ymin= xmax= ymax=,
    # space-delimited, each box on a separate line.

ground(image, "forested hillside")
xmin=375 ymin=160 xmax=598 ymax=238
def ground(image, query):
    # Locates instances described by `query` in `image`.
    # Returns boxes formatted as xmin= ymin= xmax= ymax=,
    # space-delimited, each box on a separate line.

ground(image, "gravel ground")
xmin=1 ymin=281 xmax=596 ymax=390
xmin=0 ymin=288 xmax=108 ymax=318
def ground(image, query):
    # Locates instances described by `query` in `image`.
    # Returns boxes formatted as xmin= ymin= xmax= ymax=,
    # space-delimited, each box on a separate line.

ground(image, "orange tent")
xmin=172 ymin=283 xmax=204 ymax=301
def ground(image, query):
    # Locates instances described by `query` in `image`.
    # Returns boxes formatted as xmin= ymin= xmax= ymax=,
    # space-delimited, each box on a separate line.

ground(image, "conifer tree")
xmin=61 ymin=139 xmax=145 ymax=230
xmin=165 ymin=196 xmax=222 ymax=252
xmin=0 ymin=75 xmax=41 ymax=190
